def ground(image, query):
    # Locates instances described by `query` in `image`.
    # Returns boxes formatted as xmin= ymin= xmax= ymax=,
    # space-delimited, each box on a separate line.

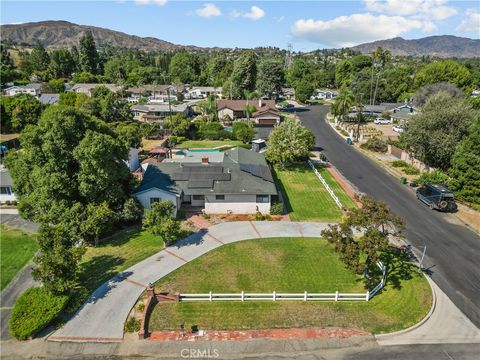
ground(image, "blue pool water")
xmin=224 ymin=127 xmax=233 ymax=132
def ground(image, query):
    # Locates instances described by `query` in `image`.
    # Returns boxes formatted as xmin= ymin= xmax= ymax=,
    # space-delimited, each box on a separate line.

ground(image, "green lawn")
xmin=274 ymin=163 xmax=350 ymax=222
xmin=318 ymin=166 xmax=357 ymax=209
xmin=176 ymin=140 xmax=244 ymax=149
xmin=0 ymin=226 xmax=38 ymax=290
xmin=149 ymin=237 xmax=432 ymax=334
xmin=78 ymin=227 xmax=165 ymax=293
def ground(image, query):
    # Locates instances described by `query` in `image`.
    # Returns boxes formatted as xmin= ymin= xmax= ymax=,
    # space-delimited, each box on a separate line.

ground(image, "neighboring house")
xmin=71 ymin=83 xmax=122 ymax=96
xmin=125 ymin=84 xmax=181 ymax=103
xmin=130 ymin=103 xmax=192 ymax=121
xmin=187 ymin=87 xmax=222 ymax=99
xmin=389 ymin=103 xmax=417 ymax=124
xmin=4 ymin=83 xmax=41 ymax=97
xmin=134 ymin=147 xmax=277 ymax=215
xmin=217 ymin=99 xmax=280 ymax=126
xmin=281 ymin=87 xmax=295 ymax=100
xmin=311 ymin=89 xmax=338 ymax=100
xmin=0 ymin=169 xmax=17 ymax=203
xmin=39 ymin=93 xmax=60 ymax=105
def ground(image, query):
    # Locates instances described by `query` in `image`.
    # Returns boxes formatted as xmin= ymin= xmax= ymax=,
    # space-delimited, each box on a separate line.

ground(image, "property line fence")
xmin=180 ymin=261 xmax=387 ymax=303
xmin=307 ymin=159 xmax=343 ymax=209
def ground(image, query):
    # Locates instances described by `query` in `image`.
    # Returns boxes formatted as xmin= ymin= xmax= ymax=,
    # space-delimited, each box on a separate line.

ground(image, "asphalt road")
xmin=298 ymin=105 xmax=480 ymax=328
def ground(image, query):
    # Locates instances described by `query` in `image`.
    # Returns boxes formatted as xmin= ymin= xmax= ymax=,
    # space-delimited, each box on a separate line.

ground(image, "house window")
xmin=256 ymin=195 xmax=269 ymax=203
xmin=0 ymin=187 xmax=12 ymax=195
xmin=150 ymin=197 xmax=161 ymax=205
xmin=215 ymin=195 xmax=225 ymax=201
xmin=193 ymin=195 xmax=205 ymax=200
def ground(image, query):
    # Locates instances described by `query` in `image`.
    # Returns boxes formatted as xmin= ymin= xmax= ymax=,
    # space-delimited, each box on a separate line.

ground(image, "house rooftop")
xmin=135 ymin=147 xmax=277 ymax=196
xmin=39 ymin=93 xmax=60 ymax=105
xmin=217 ymin=99 xmax=276 ymax=112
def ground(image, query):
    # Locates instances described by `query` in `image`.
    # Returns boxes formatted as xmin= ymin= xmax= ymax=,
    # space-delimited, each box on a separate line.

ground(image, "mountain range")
xmin=1 ymin=20 xmax=479 ymax=58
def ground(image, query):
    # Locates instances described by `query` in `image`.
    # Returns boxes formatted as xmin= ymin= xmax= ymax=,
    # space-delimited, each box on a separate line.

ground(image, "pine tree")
xmin=79 ymin=31 xmax=99 ymax=74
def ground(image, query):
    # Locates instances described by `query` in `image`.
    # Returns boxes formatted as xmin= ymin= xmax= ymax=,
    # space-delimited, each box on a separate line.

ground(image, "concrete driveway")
xmin=49 ymin=221 xmax=329 ymax=342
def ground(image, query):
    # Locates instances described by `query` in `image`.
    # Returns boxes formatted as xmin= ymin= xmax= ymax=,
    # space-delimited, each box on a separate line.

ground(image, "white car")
xmin=393 ymin=125 xmax=404 ymax=133
xmin=374 ymin=118 xmax=391 ymax=125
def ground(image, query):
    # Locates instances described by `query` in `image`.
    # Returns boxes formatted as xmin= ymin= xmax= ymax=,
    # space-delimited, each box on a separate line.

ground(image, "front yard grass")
xmin=176 ymin=140 xmax=244 ymax=149
xmin=0 ymin=225 xmax=38 ymax=290
xmin=317 ymin=166 xmax=357 ymax=209
xmin=149 ymin=237 xmax=432 ymax=334
xmin=78 ymin=226 xmax=165 ymax=293
xmin=274 ymin=163 xmax=354 ymax=222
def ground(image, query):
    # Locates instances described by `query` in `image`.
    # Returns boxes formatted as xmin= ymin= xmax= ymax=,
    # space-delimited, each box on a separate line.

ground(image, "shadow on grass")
xmin=78 ymin=254 xmax=126 ymax=293
xmin=97 ymin=225 xmax=142 ymax=248
xmin=272 ymin=164 xmax=312 ymax=216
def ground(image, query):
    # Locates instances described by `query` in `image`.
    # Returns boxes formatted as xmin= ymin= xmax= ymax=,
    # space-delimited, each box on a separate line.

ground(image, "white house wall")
xmin=134 ymin=188 xmax=179 ymax=216
xmin=204 ymin=194 xmax=270 ymax=214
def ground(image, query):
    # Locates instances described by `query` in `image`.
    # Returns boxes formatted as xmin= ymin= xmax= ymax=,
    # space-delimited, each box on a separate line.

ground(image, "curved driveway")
xmin=50 ymin=221 xmax=330 ymax=342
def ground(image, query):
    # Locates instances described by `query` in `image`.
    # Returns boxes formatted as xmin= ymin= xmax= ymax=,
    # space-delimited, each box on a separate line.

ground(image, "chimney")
xmin=201 ymin=157 xmax=209 ymax=164
xmin=258 ymin=99 xmax=262 ymax=108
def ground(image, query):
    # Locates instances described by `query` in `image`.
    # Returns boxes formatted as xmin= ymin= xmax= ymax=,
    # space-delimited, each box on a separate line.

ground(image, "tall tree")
xmin=414 ymin=60 xmax=472 ymax=90
xmin=256 ymin=59 xmax=284 ymax=99
xmin=230 ymin=50 xmax=257 ymax=99
xmin=403 ymin=92 xmax=476 ymax=170
xmin=4 ymin=94 xmax=43 ymax=131
xmin=449 ymin=116 xmax=480 ymax=206
xmin=79 ymin=31 xmax=99 ymax=74
xmin=48 ymin=49 xmax=75 ymax=78
xmin=169 ymin=52 xmax=198 ymax=84
xmin=29 ymin=42 xmax=50 ymax=72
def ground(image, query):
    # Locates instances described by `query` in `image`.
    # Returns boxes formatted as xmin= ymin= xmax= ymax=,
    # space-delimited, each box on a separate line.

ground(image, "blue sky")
xmin=1 ymin=1 xmax=479 ymax=51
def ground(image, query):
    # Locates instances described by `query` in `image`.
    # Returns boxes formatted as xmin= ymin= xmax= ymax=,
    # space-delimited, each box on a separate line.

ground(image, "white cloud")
xmin=291 ymin=13 xmax=423 ymax=47
xmin=195 ymin=3 xmax=221 ymax=18
xmin=364 ymin=0 xmax=457 ymax=20
xmin=274 ymin=16 xmax=285 ymax=23
xmin=134 ymin=0 xmax=167 ymax=6
xmin=244 ymin=6 xmax=265 ymax=21
xmin=456 ymin=9 xmax=480 ymax=33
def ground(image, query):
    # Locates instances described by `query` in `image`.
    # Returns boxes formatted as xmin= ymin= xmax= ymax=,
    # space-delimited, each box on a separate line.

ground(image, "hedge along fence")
xmin=307 ymin=159 xmax=343 ymax=209
xmin=179 ymin=261 xmax=387 ymax=302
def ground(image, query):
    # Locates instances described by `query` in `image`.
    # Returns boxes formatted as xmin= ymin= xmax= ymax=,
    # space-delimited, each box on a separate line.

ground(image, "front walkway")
xmin=49 ymin=221 xmax=330 ymax=342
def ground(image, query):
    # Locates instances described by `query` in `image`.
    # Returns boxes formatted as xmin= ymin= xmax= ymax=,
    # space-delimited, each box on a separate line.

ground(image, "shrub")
xmin=400 ymin=177 xmax=407 ymax=184
xmin=270 ymin=202 xmax=283 ymax=215
xmin=124 ymin=316 xmax=141 ymax=333
xmin=403 ymin=166 xmax=420 ymax=175
xmin=255 ymin=211 xmax=265 ymax=221
xmin=360 ymin=137 xmax=388 ymax=153
xmin=392 ymin=160 xmax=409 ymax=168
xmin=5 ymin=200 xmax=11 ymax=205
xmin=11 ymin=200 xmax=17 ymax=206
xmin=121 ymin=198 xmax=143 ymax=224
xmin=340 ymin=130 xmax=349 ymax=136
xmin=137 ymin=303 xmax=145 ymax=312
xmin=417 ymin=170 xmax=450 ymax=186
xmin=10 ymin=287 xmax=69 ymax=340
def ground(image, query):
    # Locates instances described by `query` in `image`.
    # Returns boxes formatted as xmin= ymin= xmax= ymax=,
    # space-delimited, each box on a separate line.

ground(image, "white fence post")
xmin=307 ymin=160 xmax=343 ymax=209
xmin=209 ymin=291 xmax=212 ymax=301
xmin=304 ymin=291 xmax=307 ymax=301
xmin=335 ymin=291 xmax=339 ymax=301
xmin=366 ymin=290 xmax=370 ymax=301
xmin=241 ymin=291 xmax=244 ymax=301
xmin=273 ymin=291 xmax=276 ymax=301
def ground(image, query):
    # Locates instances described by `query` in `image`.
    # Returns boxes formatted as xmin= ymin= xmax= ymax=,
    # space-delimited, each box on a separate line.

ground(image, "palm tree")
xmin=333 ymin=86 xmax=355 ymax=122
xmin=243 ymin=90 xmax=256 ymax=123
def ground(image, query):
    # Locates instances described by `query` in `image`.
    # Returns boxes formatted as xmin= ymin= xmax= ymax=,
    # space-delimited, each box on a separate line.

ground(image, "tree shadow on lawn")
xmin=78 ymin=254 xmax=126 ymax=293
xmin=97 ymin=225 xmax=142 ymax=248
xmin=359 ymin=246 xmax=419 ymax=292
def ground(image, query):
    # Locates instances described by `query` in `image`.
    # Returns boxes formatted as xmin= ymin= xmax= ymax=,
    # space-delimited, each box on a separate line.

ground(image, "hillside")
xmin=350 ymin=35 xmax=480 ymax=58
xmin=0 ymin=20 xmax=210 ymax=52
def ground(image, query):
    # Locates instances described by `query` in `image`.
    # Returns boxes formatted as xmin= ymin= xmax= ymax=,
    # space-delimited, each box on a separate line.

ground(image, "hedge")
xmin=9 ymin=287 xmax=69 ymax=340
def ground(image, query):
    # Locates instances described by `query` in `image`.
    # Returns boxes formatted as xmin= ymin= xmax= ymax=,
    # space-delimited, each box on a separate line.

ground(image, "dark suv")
xmin=416 ymin=183 xmax=457 ymax=212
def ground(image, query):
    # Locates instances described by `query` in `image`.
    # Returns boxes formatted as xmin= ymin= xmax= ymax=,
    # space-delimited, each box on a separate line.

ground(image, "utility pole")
xmin=372 ymin=74 xmax=380 ymax=106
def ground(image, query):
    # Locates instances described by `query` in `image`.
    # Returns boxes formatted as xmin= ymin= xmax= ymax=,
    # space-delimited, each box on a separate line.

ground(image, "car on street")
xmin=374 ymin=117 xmax=391 ymax=124
xmin=416 ymin=183 xmax=457 ymax=212
xmin=393 ymin=125 xmax=404 ymax=133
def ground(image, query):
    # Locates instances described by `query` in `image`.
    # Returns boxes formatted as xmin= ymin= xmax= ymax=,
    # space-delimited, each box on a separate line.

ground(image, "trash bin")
xmin=346 ymin=138 xmax=353 ymax=145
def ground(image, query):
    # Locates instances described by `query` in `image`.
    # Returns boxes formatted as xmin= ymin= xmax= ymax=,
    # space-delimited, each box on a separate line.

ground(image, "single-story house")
xmin=130 ymin=103 xmax=193 ymax=121
xmin=39 ymin=93 xmax=60 ymax=105
xmin=0 ymin=169 xmax=17 ymax=203
xmin=311 ymin=89 xmax=338 ymax=100
xmin=125 ymin=84 xmax=180 ymax=102
xmin=217 ymin=99 xmax=280 ymax=126
xmin=71 ymin=83 xmax=122 ymax=96
xmin=389 ymin=103 xmax=417 ymax=124
xmin=186 ymin=87 xmax=222 ymax=99
xmin=134 ymin=147 xmax=277 ymax=215
xmin=4 ymin=83 xmax=41 ymax=97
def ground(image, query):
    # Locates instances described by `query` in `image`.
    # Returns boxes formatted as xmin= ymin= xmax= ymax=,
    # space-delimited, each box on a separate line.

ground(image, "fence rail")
xmin=307 ymin=159 xmax=343 ymax=209
xmin=180 ymin=262 xmax=387 ymax=303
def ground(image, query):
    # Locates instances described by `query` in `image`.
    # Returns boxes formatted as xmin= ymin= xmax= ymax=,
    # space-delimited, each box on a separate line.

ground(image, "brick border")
xmin=325 ymin=167 xmax=362 ymax=207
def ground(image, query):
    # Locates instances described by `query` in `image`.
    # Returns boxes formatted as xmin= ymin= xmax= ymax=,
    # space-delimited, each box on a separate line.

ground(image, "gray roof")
xmin=0 ymin=169 xmax=13 ymax=187
xmin=131 ymin=103 xmax=190 ymax=113
xmin=135 ymin=147 xmax=277 ymax=196
xmin=39 ymin=93 xmax=60 ymax=105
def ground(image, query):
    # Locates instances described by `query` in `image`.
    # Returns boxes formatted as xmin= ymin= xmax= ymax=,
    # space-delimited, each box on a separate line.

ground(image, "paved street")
xmin=298 ymin=105 xmax=480 ymax=328
xmin=49 ymin=221 xmax=330 ymax=341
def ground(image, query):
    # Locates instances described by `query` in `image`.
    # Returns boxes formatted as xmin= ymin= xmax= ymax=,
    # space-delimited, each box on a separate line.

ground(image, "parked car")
xmin=374 ymin=117 xmax=390 ymax=125
xmin=416 ymin=183 xmax=457 ymax=212
xmin=393 ymin=125 xmax=404 ymax=133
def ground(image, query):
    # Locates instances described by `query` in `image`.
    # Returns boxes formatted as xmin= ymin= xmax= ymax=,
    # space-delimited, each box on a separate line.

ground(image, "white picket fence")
xmin=307 ymin=160 xmax=343 ymax=209
xmin=180 ymin=261 xmax=387 ymax=303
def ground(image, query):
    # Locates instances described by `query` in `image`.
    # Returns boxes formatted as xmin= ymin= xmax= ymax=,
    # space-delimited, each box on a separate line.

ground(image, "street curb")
xmin=374 ymin=272 xmax=437 ymax=340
